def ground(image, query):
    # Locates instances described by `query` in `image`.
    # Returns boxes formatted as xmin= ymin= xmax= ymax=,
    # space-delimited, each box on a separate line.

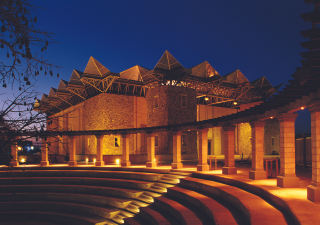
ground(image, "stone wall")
xmin=84 ymin=93 xmax=135 ymax=155
xmin=238 ymin=123 xmax=252 ymax=155
xmin=264 ymin=118 xmax=280 ymax=155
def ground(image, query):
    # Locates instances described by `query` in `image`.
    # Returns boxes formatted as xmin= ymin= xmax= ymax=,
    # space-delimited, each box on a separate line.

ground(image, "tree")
xmin=0 ymin=85 xmax=46 ymax=164
xmin=0 ymin=0 xmax=60 ymax=89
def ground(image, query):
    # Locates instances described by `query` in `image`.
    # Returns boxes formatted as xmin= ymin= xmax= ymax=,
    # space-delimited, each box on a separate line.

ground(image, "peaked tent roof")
xmin=83 ymin=56 xmax=110 ymax=76
xmin=120 ymin=65 xmax=149 ymax=81
xmin=41 ymin=94 xmax=48 ymax=102
xmin=154 ymin=50 xmax=183 ymax=70
xmin=223 ymin=69 xmax=249 ymax=85
xmin=251 ymin=76 xmax=273 ymax=90
xmin=68 ymin=70 xmax=84 ymax=86
xmin=57 ymin=80 xmax=69 ymax=92
xmin=190 ymin=61 xmax=220 ymax=78
xmin=48 ymin=88 xmax=57 ymax=99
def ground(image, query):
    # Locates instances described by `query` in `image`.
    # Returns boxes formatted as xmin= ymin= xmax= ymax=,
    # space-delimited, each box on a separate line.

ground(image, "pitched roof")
xmin=190 ymin=61 xmax=220 ymax=78
xmin=223 ymin=69 xmax=249 ymax=85
xmin=68 ymin=70 xmax=84 ymax=86
xmin=83 ymin=56 xmax=110 ymax=76
xmin=120 ymin=65 xmax=149 ymax=81
xmin=154 ymin=50 xmax=183 ymax=70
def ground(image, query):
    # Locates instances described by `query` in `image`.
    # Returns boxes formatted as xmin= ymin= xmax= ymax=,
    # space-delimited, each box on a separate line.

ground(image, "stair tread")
xmin=168 ymin=186 xmax=237 ymax=225
xmin=140 ymin=207 xmax=171 ymax=225
xmin=154 ymin=196 xmax=203 ymax=225
xmin=182 ymin=177 xmax=287 ymax=225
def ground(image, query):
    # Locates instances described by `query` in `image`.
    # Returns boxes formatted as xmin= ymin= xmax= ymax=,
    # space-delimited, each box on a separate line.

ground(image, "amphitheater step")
xmin=139 ymin=207 xmax=170 ymax=225
xmin=0 ymin=177 xmax=154 ymax=190
xmin=153 ymin=196 xmax=203 ymax=225
xmin=148 ymin=186 xmax=167 ymax=194
xmin=0 ymin=170 xmax=164 ymax=182
xmin=0 ymin=211 xmax=117 ymax=225
xmin=0 ymin=192 xmax=132 ymax=209
xmin=153 ymin=182 xmax=175 ymax=188
xmin=169 ymin=171 xmax=192 ymax=176
xmin=123 ymin=217 xmax=141 ymax=225
xmin=0 ymin=184 xmax=144 ymax=199
xmin=180 ymin=177 xmax=287 ymax=225
xmin=167 ymin=186 xmax=237 ymax=225
xmin=0 ymin=201 xmax=120 ymax=220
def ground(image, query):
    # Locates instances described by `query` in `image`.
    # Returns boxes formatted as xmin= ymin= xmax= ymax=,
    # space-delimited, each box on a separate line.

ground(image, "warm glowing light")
xmin=93 ymin=158 xmax=96 ymax=163
xmin=270 ymin=117 xmax=273 ymax=119
xmin=233 ymin=101 xmax=238 ymax=105
xmin=154 ymin=158 xmax=156 ymax=162
xmin=30 ymin=146 xmax=34 ymax=150
xmin=301 ymin=107 xmax=305 ymax=110
xmin=86 ymin=158 xmax=89 ymax=163
xmin=18 ymin=147 xmax=22 ymax=151
xmin=115 ymin=159 xmax=120 ymax=165
xmin=21 ymin=158 xmax=25 ymax=163
xmin=204 ymin=97 xmax=209 ymax=101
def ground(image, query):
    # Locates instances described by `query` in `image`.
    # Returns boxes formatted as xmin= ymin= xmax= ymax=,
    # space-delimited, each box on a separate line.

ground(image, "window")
xmin=155 ymin=135 xmax=158 ymax=147
xmin=181 ymin=95 xmax=187 ymax=107
xmin=181 ymin=134 xmax=187 ymax=146
xmin=154 ymin=97 xmax=159 ymax=108
xmin=115 ymin=137 xmax=119 ymax=147
xmin=271 ymin=137 xmax=275 ymax=146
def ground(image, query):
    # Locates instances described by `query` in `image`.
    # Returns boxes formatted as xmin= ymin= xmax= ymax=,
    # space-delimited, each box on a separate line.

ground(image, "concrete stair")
xmin=0 ymin=168 xmax=293 ymax=224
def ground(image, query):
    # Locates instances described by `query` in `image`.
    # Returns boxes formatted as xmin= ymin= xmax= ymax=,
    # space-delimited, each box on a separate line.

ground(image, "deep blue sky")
xmin=2 ymin=0 xmax=314 ymax=133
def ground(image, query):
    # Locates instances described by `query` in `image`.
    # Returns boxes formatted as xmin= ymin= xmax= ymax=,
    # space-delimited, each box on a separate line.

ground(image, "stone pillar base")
xmin=95 ymin=161 xmax=104 ymax=166
xmin=197 ymin=164 xmax=209 ymax=171
xmin=68 ymin=161 xmax=77 ymax=166
xmin=222 ymin=167 xmax=237 ymax=175
xmin=40 ymin=161 xmax=49 ymax=166
xmin=121 ymin=161 xmax=131 ymax=167
xmin=277 ymin=175 xmax=299 ymax=188
xmin=249 ymin=170 xmax=267 ymax=180
xmin=146 ymin=162 xmax=157 ymax=168
xmin=9 ymin=161 xmax=19 ymax=167
xmin=171 ymin=163 xmax=183 ymax=169
xmin=307 ymin=183 xmax=320 ymax=202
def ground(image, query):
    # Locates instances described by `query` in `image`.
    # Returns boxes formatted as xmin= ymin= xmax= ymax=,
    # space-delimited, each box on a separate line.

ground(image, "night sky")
xmin=1 ymin=0 xmax=314 ymax=134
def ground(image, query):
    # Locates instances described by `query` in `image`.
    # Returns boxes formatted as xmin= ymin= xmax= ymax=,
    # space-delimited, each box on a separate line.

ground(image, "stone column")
xmin=307 ymin=100 xmax=320 ymax=201
xmin=40 ymin=138 xmax=49 ymax=166
xmin=121 ymin=134 xmax=131 ymax=167
xmin=249 ymin=120 xmax=267 ymax=180
xmin=146 ymin=133 xmax=156 ymax=167
xmin=197 ymin=129 xmax=209 ymax=171
xmin=172 ymin=131 xmax=183 ymax=169
xmin=222 ymin=125 xmax=237 ymax=175
xmin=9 ymin=138 xmax=19 ymax=167
xmin=68 ymin=136 xmax=77 ymax=166
xmin=95 ymin=135 xmax=104 ymax=166
xmin=277 ymin=113 xmax=299 ymax=188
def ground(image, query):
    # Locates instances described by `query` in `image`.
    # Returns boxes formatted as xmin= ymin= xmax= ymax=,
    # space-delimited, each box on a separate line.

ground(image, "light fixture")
xmin=18 ymin=146 xmax=22 ymax=151
xmin=30 ymin=146 xmax=34 ymax=150
xmin=233 ymin=101 xmax=238 ymax=105
xmin=21 ymin=158 xmax=25 ymax=163
xmin=86 ymin=158 xmax=88 ymax=164
xmin=204 ymin=97 xmax=209 ymax=101
xmin=93 ymin=158 xmax=96 ymax=163
xmin=115 ymin=159 xmax=120 ymax=165
xmin=270 ymin=117 xmax=273 ymax=119
xmin=301 ymin=107 xmax=305 ymax=110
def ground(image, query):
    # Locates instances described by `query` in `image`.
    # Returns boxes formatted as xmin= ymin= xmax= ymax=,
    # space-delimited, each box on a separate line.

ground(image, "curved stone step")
xmin=139 ymin=207 xmax=170 ymax=225
xmin=124 ymin=217 xmax=141 ymax=225
xmin=169 ymin=171 xmax=192 ymax=176
xmin=0 ymin=201 xmax=120 ymax=219
xmin=153 ymin=196 xmax=202 ymax=225
xmin=180 ymin=177 xmax=287 ymax=225
xmin=0 ymin=170 xmax=164 ymax=182
xmin=0 ymin=177 xmax=154 ymax=190
xmin=0 ymin=211 xmax=117 ymax=225
xmin=167 ymin=186 xmax=237 ymax=225
xmin=0 ymin=192 xmax=132 ymax=209
xmin=0 ymin=184 xmax=144 ymax=199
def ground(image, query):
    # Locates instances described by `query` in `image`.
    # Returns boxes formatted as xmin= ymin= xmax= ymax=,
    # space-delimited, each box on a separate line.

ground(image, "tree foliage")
xmin=0 ymin=0 xmax=60 ymax=89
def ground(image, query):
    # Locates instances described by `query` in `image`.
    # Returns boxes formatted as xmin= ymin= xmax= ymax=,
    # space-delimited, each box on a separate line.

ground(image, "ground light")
xmin=86 ymin=158 xmax=88 ymax=164
xmin=93 ymin=158 xmax=96 ymax=163
xmin=115 ymin=159 xmax=120 ymax=165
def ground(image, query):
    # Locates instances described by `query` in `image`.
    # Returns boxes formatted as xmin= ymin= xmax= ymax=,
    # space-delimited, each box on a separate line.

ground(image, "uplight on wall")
xmin=31 ymin=146 xmax=34 ymax=150
xmin=86 ymin=158 xmax=89 ymax=164
xmin=233 ymin=101 xmax=238 ymax=105
xmin=301 ymin=107 xmax=305 ymax=110
xmin=21 ymin=158 xmax=25 ymax=163
xmin=115 ymin=159 xmax=120 ymax=165
xmin=205 ymin=97 xmax=209 ymax=101
xmin=93 ymin=158 xmax=96 ymax=163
